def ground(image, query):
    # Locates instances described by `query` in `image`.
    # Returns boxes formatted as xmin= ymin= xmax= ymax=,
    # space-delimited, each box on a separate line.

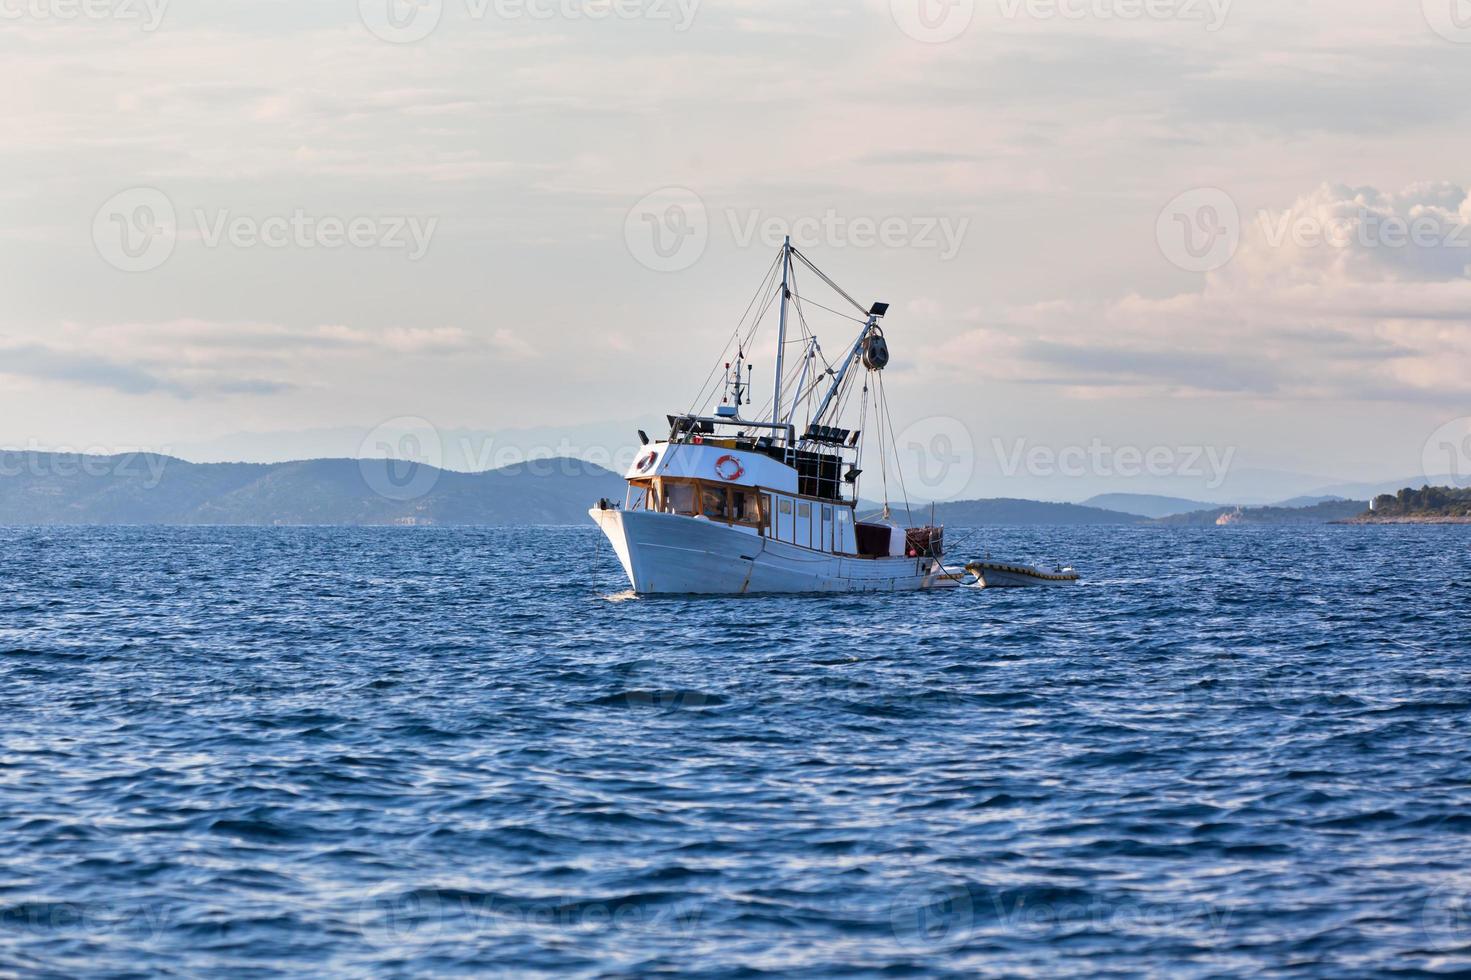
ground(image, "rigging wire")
xmin=789 ymin=246 xmax=869 ymax=316
xmin=876 ymin=372 xmax=914 ymax=527
xmin=684 ymin=251 xmax=783 ymax=417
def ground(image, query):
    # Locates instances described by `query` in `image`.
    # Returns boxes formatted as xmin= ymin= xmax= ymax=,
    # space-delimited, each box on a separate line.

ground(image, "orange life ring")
xmin=715 ymin=454 xmax=746 ymax=481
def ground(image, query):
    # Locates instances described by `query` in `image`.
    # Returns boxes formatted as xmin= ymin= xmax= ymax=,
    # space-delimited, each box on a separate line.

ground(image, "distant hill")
xmin=1271 ymin=494 xmax=1349 ymax=509
xmin=1300 ymin=475 xmax=1462 ymax=502
xmin=0 ymin=452 xmax=626 ymax=526
xmin=933 ymin=498 xmax=1144 ymax=526
xmin=1081 ymin=493 xmax=1218 ymax=518
xmin=1351 ymin=486 xmax=1471 ymax=524
xmin=1154 ymin=499 xmax=1369 ymax=527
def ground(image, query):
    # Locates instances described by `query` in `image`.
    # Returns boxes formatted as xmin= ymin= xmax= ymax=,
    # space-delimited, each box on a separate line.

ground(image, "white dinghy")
xmin=965 ymin=560 xmax=1081 ymax=588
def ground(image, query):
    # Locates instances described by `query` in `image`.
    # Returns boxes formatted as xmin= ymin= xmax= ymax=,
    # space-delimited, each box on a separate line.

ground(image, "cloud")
xmin=923 ymin=182 xmax=1471 ymax=404
xmin=0 ymin=343 xmax=290 ymax=398
xmin=0 ymin=320 xmax=505 ymax=399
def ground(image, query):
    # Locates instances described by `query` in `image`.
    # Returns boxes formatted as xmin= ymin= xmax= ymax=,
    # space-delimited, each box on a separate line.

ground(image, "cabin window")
xmin=798 ymin=502 xmax=811 ymax=519
xmin=701 ymin=486 xmax=730 ymax=520
xmin=732 ymin=490 xmax=762 ymax=525
xmin=666 ymin=482 xmax=697 ymax=516
xmin=822 ymin=505 xmax=832 ymax=520
xmin=779 ymin=499 xmax=792 ymax=515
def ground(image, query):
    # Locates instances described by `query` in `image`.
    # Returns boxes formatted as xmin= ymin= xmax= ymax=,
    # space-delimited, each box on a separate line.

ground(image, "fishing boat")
xmin=965 ymin=560 xmax=1080 ymax=588
xmin=590 ymin=238 xmax=958 ymax=595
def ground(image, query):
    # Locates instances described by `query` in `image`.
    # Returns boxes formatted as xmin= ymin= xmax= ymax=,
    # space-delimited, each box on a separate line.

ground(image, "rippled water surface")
xmin=3 ymin=525 xmax=1471 ymax=977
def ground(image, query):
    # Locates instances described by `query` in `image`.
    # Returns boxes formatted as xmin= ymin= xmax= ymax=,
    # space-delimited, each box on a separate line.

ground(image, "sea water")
xmin=2 ymin=525 xmax=1469 ymax=976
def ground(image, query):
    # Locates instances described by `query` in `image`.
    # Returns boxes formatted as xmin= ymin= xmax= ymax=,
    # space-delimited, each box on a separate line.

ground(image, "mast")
xmin=772 ymin=236 xmax=791 ymax=438
xmin=810 ymin=312 xmax=880 ymax=427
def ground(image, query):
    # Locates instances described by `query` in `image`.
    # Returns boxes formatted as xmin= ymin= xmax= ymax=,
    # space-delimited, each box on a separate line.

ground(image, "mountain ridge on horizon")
xmin=0 ymin=450 xmax=1443 ymax=527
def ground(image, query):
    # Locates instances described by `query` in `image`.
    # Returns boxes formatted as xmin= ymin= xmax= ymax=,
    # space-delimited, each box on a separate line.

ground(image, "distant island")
xmin=1346 ymin=486 xmax=1471 ymax=524
xmin=1154 ymin=499 xmax=1368 ymax=527
xmin=0 ymin=451 xmax=1463 ymax=528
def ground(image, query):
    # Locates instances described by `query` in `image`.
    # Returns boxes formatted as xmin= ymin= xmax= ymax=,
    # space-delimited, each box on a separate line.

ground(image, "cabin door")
xmin=774 ymin=495 xmax=794 ymax=542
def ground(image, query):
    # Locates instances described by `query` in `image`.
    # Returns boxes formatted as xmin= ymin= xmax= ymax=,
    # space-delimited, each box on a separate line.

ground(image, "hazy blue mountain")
xmin=1081 ymin=493 xmax=1219 ymax=518
xmin=0 ymin=452 xmax=626 ymax=526
xmin=933 ymin=498 xmax=1145 ymax=526
xmin=1302 ymin=476 xmax=1464 ymax=501
xmin=1271 ymin=494 xmax=1349 ymax=509
xmin=0 ymin=451 xmax=1411 ymax=528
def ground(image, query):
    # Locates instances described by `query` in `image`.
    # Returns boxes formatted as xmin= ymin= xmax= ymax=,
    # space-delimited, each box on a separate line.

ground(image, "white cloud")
xmin=924 ymin=182 xmax=1471 ymax=403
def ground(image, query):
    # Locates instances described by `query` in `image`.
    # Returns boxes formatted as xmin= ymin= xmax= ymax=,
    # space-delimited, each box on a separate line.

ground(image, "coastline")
xmin=1334 ymin=516 xmax=1471 ymax=525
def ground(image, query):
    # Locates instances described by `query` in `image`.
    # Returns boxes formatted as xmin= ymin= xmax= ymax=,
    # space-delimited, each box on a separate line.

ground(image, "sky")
xmin=3 ymin=0 xmax=1471 ymax=501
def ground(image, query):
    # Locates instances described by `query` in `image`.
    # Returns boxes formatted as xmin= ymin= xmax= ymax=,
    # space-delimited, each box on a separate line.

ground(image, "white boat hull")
xmin=591 ymin=508 xmax=961 ymax=595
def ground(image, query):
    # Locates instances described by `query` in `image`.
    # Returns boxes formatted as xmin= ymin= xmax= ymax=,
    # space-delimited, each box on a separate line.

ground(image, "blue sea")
xmin=2 ymin=525 xmax=1470 ymax=977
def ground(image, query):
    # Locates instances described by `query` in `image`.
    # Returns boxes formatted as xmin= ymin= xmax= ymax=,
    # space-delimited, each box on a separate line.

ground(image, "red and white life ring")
xmin=635 ymin=451 xmax=658 ymax=473
xmin=714 ymin=454 xmax=746 ymax=481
